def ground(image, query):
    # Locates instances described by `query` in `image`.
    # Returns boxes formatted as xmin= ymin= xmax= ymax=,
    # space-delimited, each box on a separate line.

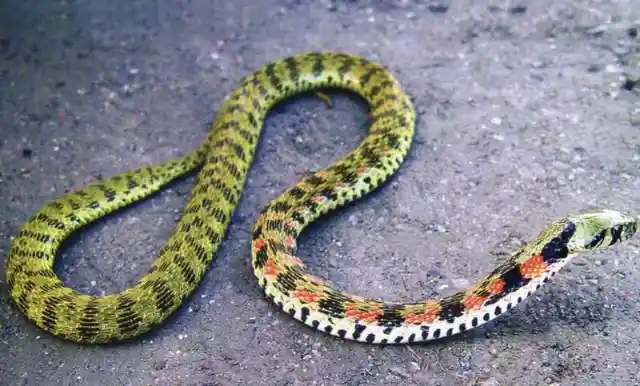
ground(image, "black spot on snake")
xmin=352 ymin=324 xmax=366 ymax=340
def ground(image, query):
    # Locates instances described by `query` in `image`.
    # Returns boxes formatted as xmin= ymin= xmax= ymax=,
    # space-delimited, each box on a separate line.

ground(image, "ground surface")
xmin=1 ymin=0 xmax=639 ymax=385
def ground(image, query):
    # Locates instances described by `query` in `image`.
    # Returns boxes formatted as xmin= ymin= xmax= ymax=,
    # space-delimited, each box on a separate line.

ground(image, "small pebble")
xmin=426 ymin=223 xmax=447 ymax=233
xmin=508 ymin=5 xmax=527 ymax=14
xmin=428 ymin=4 xmax=449 ymax=13
xmin=452 ymin=278 xmax=470 ymax=288
xmin=587 ymin=63 xmax=600 ymax=73
xmin=427 ymin=269 xmax=442 ymax=278
xmin=153 ymin=359 xmax=167 ymax=370
xmin=605 ymin=64 xmax=621 ymax=73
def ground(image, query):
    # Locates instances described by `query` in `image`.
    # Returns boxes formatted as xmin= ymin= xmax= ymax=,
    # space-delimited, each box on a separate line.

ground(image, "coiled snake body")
xmin=5 ymin=52 xmax=639 ymax=344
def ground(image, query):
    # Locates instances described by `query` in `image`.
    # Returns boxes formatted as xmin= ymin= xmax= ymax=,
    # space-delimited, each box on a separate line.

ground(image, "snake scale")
xmin=5 ymin=52 xmax=639 ymax=345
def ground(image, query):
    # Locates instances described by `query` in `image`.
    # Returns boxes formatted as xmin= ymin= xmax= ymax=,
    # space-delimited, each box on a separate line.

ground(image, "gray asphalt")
xmin=1 ymin=1 xmax=639 ymax=385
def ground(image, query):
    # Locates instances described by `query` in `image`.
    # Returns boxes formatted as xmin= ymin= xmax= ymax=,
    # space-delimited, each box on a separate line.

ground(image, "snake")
xmin=5 ymin=51 xmax=639 ymax=345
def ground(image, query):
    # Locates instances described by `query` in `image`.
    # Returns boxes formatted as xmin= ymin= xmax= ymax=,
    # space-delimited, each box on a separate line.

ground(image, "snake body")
xmin=5 ymin=52 xmax=639 ymax=344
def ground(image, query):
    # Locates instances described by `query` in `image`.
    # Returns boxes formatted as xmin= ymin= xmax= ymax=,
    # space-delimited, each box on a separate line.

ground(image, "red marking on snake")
xmin=345 ymin=302 xmax=382 ymax=323
xmin=404 ymin=303 xmax=441 ymax=325
xmin=463 ymin=295 xmax=486 ymax=310
xmin=263 ymin=259 xmax=280 ymax=277
xmin=487 ymin=279 xmax=505 ymax=295
xmin=520 ymin=254 xmax=547 ymax=279
xmin=294 ymin=289 xmax=323 ymax=304
xmin=284 ymin=236 xmax=296 ymax=248
xmin=253 ymin=238 xmax=265 ymax=250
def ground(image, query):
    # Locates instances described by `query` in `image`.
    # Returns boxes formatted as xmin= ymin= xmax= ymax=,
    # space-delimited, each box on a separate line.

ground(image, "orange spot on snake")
xmin=264 ymin=259 xmax=280 ymax=277
xmin=253 ymin=238 xmax=265 ymax=250
xmin=487 ymin=279 xmax=505 ymax=295
xmin=284 ymin=236 xmax=296 ymax=248
xmin=345 ymin=302 xmax=383 ymax=324
xmin=294 ymin=289 xmax=323 ymax=304
xmin=519 ymin=254 xmax=547 ymax=279
xmin=463 ymin=295 xmax=486 ymax=310
xmin=404 ymin=302 xmax=441 ymax=325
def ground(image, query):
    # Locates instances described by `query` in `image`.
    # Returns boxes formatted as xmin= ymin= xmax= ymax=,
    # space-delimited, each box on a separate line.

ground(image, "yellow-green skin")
xmin=5 ymin=52 xmax=639 ymax=345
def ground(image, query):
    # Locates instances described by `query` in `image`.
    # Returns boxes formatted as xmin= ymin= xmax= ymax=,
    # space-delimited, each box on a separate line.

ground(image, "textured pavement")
xmin=1 ymin=1 xmax=639 ymax=385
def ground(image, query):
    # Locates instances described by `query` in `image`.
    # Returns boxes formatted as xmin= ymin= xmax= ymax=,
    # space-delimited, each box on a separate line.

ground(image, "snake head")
xmin=567 ymin=209 xmax=639 ymax=253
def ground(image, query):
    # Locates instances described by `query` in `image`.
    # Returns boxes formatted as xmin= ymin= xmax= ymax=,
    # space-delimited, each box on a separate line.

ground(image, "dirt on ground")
xmin=1 ymin=0 xmax=639 ymax=385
